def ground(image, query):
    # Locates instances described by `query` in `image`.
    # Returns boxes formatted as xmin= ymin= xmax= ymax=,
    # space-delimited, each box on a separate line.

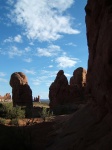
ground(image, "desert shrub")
xmin=0 ymin=118 xmax=6 ymax=125
xmin=39 ymin=107 xmax=53 ymax=121
xmin=0 ymin=103 xmax=25 ymax=119
xmin=9 ymin=106 xmax=25 ymax=119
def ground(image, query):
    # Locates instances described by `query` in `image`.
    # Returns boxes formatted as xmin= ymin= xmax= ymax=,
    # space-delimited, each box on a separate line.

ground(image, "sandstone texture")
xmin=10 ymin=72 xmax=33 ymax=107
xmin=0 ymin=93 xmax=11 ymax=100
xmin=85 ymin=0 xmax=112 ymax=115
xmin=69 ymin=67 xmax=87 ymax=102
xmin=70 ymin=67 xmax=86 ymax=88
xmin=46 ymin=0 xmax=112 ymax=150
xmin=49 ymin=68 xmax=87 ymax=109
xmin=49 ymin=70 xmax=68 ymax=109
xmin=3 ymin=93 xmax=11 ymax=100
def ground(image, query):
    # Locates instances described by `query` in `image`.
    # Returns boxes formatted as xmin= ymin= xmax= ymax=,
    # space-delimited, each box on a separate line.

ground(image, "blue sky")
xmin=0 ymin=0 xmax=88 ymax=99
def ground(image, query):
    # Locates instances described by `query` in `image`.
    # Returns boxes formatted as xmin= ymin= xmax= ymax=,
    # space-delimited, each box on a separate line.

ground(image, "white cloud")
xmin=37 ymin=44 xmax=61 ymax=57
xmin=56 ymin=56 xmax=79 ymax=68
xmin=4 ymin=34 xmax=22 ymax=43
xmin=23 ymin=58 xmax=32 ymax=63
xmin=14 ymin=34 xmax=22 ymax=43
xmin=29 ymin=42 xmax=34 ymax=46
xmin=8 ymin=46 xmax=23 ymax=58
xmin=10 ymin=0 xmax=80 ymax=41
xmin=25 ymin=47 xmax=31 ymax=52
xmin=31 ymin=75 xmax=53 ymax=87
xmin=31 ymin=76 xmax=48 ymax=86
xmin=41 ymin=70 xmax=57 ymax=78
xmin=31 ymin=78 xmax=40 ymax=85
xmin=0 ymin=78 xmax=7 ymax=83
xmin=0 ymin=72 xmax=6 ymax=77
xmin=23 ymin=69 xmax=36 ymax=75
xmin=37 ymin=48 xmax=52 ymax=57
xmin=48 ymin=0 xmax=75 ymax=12
xmin=65 ymin=73 xmax=71 ymax=77
xmin=4 ymin=37 xmax=13 ymax=43
xmin=31 ymin=69 xmax=57 ymax=86
xmin=48 ymin=65 xmax=53 ymax=68
xmin=66 ymin=42 xmax=77 ymax=47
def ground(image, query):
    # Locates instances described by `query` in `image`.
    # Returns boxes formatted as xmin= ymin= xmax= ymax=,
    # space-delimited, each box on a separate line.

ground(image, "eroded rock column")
xmin=10 ymin=72 xmax=33 ymax=107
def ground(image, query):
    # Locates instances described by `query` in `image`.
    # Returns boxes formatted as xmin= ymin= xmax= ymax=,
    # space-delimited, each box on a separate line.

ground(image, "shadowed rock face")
xmin=70 ymin=67 xmax=87 ymax=88
xmin=46 ymin=1 xmax=112 ymax=150
xmin=85 ymin=0 xmax=112 ymax=114
xmin=49 ymin=68 xmax=87 ymax=109
xmin=10 ymin=72 xmax=33 ymax=107
xmin=69 ymin=67 xmax=87 ymax=102
xmin=49 ymin=70 xmax=68 ymax=109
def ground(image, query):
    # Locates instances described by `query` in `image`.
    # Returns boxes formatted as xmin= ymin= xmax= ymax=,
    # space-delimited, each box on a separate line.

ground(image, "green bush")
xmin=0 ymin=103 xmax=25 ymax=119
xmin=0 ymin=118 xmax=6 ymax=125
xmin=39 ymin=107 xmax=53 ymax=122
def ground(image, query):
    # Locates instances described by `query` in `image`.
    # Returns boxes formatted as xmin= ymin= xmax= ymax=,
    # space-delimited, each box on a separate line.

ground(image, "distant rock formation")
xmin=70 ymin=67 xmax=86 ymax=88
xmin=34 ymin=95 xmax=40 ymax=102
xmin=49 ymin=68 xmax=87 ymax=109
xmin=0 ymin=93 xmax=11 ymax=102
xmin=4 ymin=93 xmax=11 ymax=100
xmin=69 ymin=67 xmax=87 ymax=102
xmin=10 ymin=72 xmax=33 ymax=107
xmin=49 ymin=70 xmax=68 ymax=109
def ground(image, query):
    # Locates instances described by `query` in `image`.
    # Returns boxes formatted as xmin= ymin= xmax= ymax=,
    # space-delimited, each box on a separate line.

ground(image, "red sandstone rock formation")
xmin=69 ymin=67 xmax=87 ymax=101
xmin=85 ymin=0 xmax=112 ymax=115
xmin=10 ymin=72 xmax=33 ymax=107
xmin=34 ymin=95 xmax=40 ymax=102
xmin=70 ymin=67 xmax=87 ymax=88
xmin=49 ymin=68 xmax=87 ymax=109
xmin=0 ymin=93 xmax=11 ymax=101
xmin=49 ymin=70 xmax=68 ymax=109
xmin=47 ymin=1 xmax=112 ymax=150
xmin=4 ymin=93 xmax=11 ymax=100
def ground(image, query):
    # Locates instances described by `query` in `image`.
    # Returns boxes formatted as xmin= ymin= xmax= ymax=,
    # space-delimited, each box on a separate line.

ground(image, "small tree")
xmin=39 ymin=107 xmax=53 ymax=122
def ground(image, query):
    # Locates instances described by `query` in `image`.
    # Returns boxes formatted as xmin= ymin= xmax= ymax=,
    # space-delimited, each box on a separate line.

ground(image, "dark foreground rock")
xmin=46 ymin=103 xmax=112 ymax=150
